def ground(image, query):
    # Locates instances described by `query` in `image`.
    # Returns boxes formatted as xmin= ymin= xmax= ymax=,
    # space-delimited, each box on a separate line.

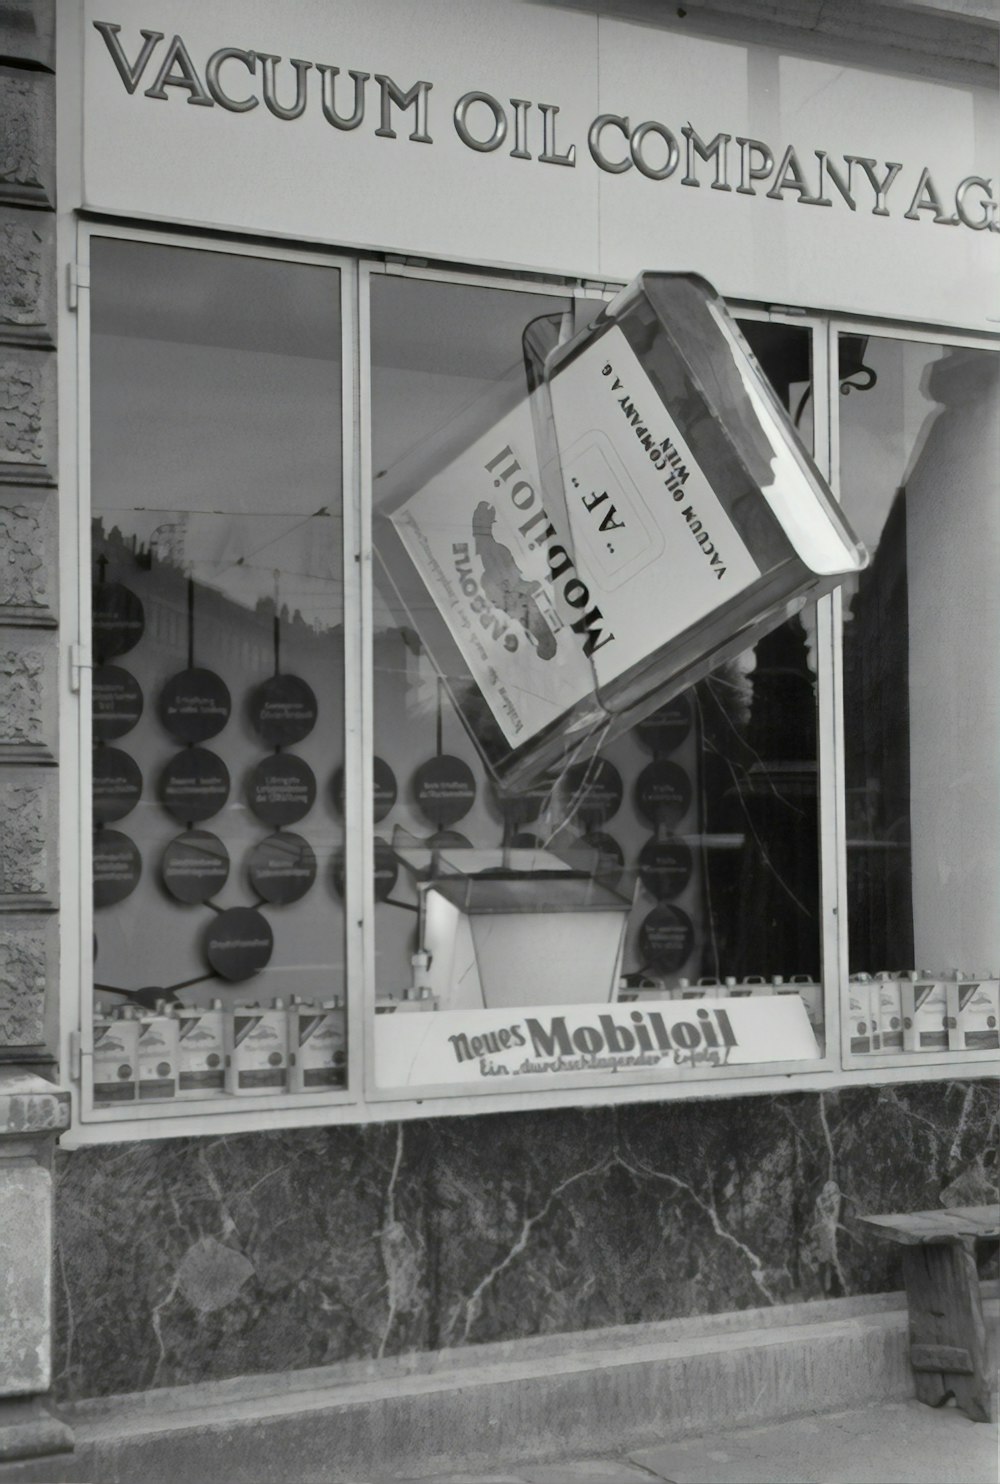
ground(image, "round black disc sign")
xmin=562 ymin=758 xmax=623 ymax=827
xmin=635 ymin=760 xmax=692 ymax=830
xmin=638 ymin=835 xmax=694 ymax=901
xmin=161 ymin=830 xmax=230 ymax=905
xmin=158 ymin=668 xmax=231 ymax=743
xmin=247 ymin=753 xmax=316 ymax=827
xmin=249 ymin=673 xmax=318 ymax=747
xmin=413 ymin=754 xmax=477 ymax=828
xmin=639 ymin=904 xmax=695 ymax=973
xmin=92 ymin=582 xmax=145 ymax=660
xmin=92 ymin=666 xmax=143 ymax=742
xmin=205 ymin=907 xmax=273 ymax=982
xmin=331 ymin=756 xmax=397 ymax=823
xmin=93 ymin=829 xmax=142 ymax=908
xmin=159 ymin=748 xmax=230 ymax=824
xmin=92 ymin=747 xmax=143 ymax=824
xmin=494 ymin=770 xmax=558 ymax=829
xmin=427 ymin=830 xmax=473 ymax=851
xmin=248 ymin=832 xmax=317 ymax=905
xmin=635 ymin=694 xmax=694 ymax=755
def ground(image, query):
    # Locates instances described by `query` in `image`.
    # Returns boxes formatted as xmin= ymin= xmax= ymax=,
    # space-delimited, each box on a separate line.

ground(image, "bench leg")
xmin=901 ymin=1239 xmax=995 ymax=1423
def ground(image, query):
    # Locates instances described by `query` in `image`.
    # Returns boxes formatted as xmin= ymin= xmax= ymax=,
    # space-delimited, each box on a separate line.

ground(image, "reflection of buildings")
xmin=842 ymin=490 xmax=913 ymax=973
xmin=700 ymin=616 xmax=819 ymax=980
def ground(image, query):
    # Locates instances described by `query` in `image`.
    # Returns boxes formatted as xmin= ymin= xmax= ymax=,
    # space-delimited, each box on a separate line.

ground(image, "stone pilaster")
xmin=0 ymin=2 xmax=73 ymax=1475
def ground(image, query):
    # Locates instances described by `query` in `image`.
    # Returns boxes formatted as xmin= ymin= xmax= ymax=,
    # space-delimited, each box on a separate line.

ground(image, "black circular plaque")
xmin=413 ymin=754 xmax=477 ymax=827
xmin=331 ymin=836 xmax=398 ymax=902
xmin=635 ymin=760 xmax=692 ymax=829
xmin=92 ymin=582 xmax=145 ymax=660
xmin=93 ymin=829 xmax=142 ymax=907
xmin=205 ymin=907 xmax=273 ymax=982
xmin=638 ymin=835 xmax=694 ymax=901
xmin=158 ymin=668 xmax=231 ymax=743
xmin=249 ymin=673 xmax=318 ymax=747
xmin=248 ymin=832 xmax=317 ymax=905
xmin=582 ymin=830 xmax=625 ymax=886
xmin=331 ymin=756 xmax=397 ymax=822
xmin=508 ymin=831 xmax=541 ymax=851
xmin=161 ymin=830 xmax=230 ymax=904
xmin=92 ymin=747 xmax=143 ymax=824
xmin=562 ymin=758 xmax=623 ymax=827
xmin=159 ymin=748 xmax=230 ymax=823
xmin=639 ymin=904 xmax=695 ymax=973
xmin=635 ymin=694 xmax=694 ymax=755
xmin=92 ymin=666 xmax=143 ymax=742
xmin=247 ymin=754 xmax=316 ymax=827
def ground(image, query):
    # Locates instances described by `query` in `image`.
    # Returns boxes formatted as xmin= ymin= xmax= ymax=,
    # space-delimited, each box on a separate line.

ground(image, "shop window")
xmin=88 ymin=238 xmax=347 ymax=1107
xmin=368 ymin=274 xmax=824 ymax=1094
xmin=839 ymin=335 xmax=999 ymax=1053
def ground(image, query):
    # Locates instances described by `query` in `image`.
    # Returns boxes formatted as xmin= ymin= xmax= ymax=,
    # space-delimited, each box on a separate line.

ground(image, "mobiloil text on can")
xmin=901 ymin=969 xmax=948 ymax=1052
xmin=226 ymin=999 xmax=289 ymax=1093
xmin=136 ymin=1002 xmax=179 ymax=1100
xmin=93 ymin=1001 xmax=138 ymax=1103
xmin=844 ymin=974 xmax=873 ymax=1053
xmin=874 ymin=971 xmax=903 ymax=1052
xmin=945 ymin=971 xmax=1000 ymax=1052
xmin=288 ymin=998 xmax=347 ymax=1091
xmin=176 ymin=1000 xmax=226 ymax=1097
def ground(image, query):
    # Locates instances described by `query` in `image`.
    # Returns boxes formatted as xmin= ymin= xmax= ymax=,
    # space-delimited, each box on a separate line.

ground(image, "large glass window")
xmin=368 ymin=274 xmax=825 ymax=1093
xmin=839 ymin=335 xmax=999 ymax=1051
xmin=88 ymin=239 xmax=347 ymax=1107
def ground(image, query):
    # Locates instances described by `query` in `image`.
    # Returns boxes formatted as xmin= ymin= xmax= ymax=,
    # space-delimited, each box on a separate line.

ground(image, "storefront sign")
xmin=158 ymin=667 xmax=231 ymax=743
xmin=76 ymin=1 xmax=999 ymax=328
xmin=375 ymin=995 xmax=819 ymax=1087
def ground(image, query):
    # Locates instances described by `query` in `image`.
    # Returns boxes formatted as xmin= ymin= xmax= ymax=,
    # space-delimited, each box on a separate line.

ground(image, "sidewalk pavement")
xmin=379 ymin=1398 xmax=999 ymax=1484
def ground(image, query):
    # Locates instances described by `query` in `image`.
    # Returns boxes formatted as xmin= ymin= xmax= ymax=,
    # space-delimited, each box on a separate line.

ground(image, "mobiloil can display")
xmin=874 ymin=971 xmax=903 ymax=1053
xmin=844 ymin=974 xmax=873 ymax=1053
xmin=93 ymin=1001 xmax=139 ymax=1103
xmin=226 ymin=999 xmax=289 ymax=1093
xmin=945 ymin=971 xmax=1000 ymax=1052
xmin=901 ymin=969 xmax=948 ymax=1051
xmin=395 ymin=986 xmax=439 ymax=1012
xmin=288 ymin=997 xmax=347 ymax=1091
xmin=176 ymin=1000 xmax=226 ymax=1097
xmin=135 ymin=1002 xmax=179 ymax=1100
xmin=725 ymin=976 xmax=770 ymax=1000
xmin=789 ymin=975 xmax=823 ymax=1029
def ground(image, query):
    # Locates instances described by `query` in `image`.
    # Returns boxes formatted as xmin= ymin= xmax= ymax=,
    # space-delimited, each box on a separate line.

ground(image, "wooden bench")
xmin=859 ymin=1203 xmax=999 ymax=1423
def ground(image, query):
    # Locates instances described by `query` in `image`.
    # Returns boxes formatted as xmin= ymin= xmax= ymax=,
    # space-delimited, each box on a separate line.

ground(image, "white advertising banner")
xmin=73 ymin=0 xmax=1000 ymax=329
xmin=391 ymin=326 xmax=760 ymax=745
xmin=375 ymin=996 xmax=820 ymax=1089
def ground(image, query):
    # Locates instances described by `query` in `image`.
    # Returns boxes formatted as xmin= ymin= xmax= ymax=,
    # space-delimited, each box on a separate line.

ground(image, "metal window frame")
xmin=57 ymin=235 xmax=1000 ymax=1147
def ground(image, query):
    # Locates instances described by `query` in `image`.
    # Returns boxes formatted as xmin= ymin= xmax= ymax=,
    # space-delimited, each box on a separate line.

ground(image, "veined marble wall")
xmin=53 ymin=1081 xmax=998 ymax=1402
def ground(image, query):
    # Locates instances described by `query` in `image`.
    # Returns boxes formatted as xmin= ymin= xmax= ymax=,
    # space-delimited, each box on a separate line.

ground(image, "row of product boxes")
xmin=617 ymin=976 xmax=824 ymax=1027
xmin=845 ymin=970 xmax=1000 ymax=1054
xmin=92 ymin=997 xmax=346 ymax=1103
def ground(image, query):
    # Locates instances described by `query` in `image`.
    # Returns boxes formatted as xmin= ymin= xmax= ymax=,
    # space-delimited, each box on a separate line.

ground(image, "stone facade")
xmin=52 ymin=1080 xmax=998 ymax=1402
xmin=0 ymin=2 xmax=71 ymax=1471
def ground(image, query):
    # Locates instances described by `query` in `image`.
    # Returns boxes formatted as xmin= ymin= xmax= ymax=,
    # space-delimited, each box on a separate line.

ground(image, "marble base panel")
xmin=52 ymin=1081 xmax=998 ymax=1402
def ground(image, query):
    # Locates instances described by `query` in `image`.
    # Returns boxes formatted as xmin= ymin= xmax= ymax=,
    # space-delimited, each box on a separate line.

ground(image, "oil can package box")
xmin=901 ymin=971 xmax=948 ymax=1052
xmin=945 ymin=973 xmax=1000 ymax=1052
xmin=93 ymin=1006 xmax=139 ymax=1103
xmin=374 ymin=272 xmax=866 ymax=790
xmin=288 ymin=999 xmax=346 ymax=1091
xmin=136 ymin=1008 xmax=179 ymax=1100
xmin=874 ymin=972 xmax=903 ymax=1053
xmin=176 ymin=1002 xmax=226 ymax=1097
xmin=226 ymin=1001 xmax=289 ymax=1093
xmin=844 ymin=975 xmax=873 ymax=1054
